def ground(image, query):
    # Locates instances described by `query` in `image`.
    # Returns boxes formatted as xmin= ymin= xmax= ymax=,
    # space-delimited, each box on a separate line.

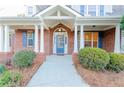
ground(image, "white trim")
xmin=96 ymin=5 xmax=99 ymax=16
xmin=4 ymin=25 xmax=10 ymax=52
xmin=43 ymin=16 xmax=74 ymax=20
xmin=34 ymin=25 xmax=39 ymax=52
xmin=36 ymin=5 xmax=82 ymax=17
xmin=121 ymin=30 xmax=124 ymax=53
xmin=0 ymin=16 xmax=121 ymax=27
xmin=80 ymin=25 xmax=84 ymax=49
xmin=114 ymin=24 xmax=121 ymax=53
xmin=40 ymin=24 xmax=44 ymax=52
xmin=103 ymin=26 xmax=115 ymax=30
xmin=57 ymin=10 xmax=60 ymax=17
xmin=53 ymin=30 xmax=68 ymax=54
xmin=27 ymin=31 xmax=34 ymax=48
xmin=0 ymin=25 xmax=3 ymax=52
xmin=37 ymin=6 xmax=57 ymax=16
xmin=74 ymin=24 xmax=78 ymax=53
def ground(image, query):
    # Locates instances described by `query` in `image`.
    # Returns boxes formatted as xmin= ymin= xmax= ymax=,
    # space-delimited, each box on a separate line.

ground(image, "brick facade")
xmin=102 ymin=28 xmax=115 ymax=52
xmin=13 ymin=23 xmax=74 ymax=55
xmin=12 ymin=24 xmax=116 ymax=55
xmin=46 ymin=23 xmax=74 ymax=55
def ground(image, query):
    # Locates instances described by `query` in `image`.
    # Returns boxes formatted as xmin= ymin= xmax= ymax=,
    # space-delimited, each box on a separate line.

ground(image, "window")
xmin=93 ymin=32 xmax=98 ymax=47
xmin=27 ymin=31 xmax=34 ymax=47
xmin=84 ymin=32 xmax=92 ymax=47
xmin=100 ymin=5 xmax=104 ymax=16
xmin=88 ymin=5 xmax=96 ymax=16
xmin=84 ymin=32 xmax=98 ymax=47
xmin=28 ymin=6 xmax=33 ymax=15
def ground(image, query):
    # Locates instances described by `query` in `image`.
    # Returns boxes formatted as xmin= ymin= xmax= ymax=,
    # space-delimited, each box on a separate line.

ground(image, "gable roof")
xmin=33 ymin=5 xmax=82 ymax=17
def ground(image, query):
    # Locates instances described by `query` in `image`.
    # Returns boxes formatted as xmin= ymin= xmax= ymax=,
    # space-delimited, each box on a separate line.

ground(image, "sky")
xmin=0 ymin=0 xmax=123 ymax=17
xmin=0 ymin=5 xmax=26 ymax=16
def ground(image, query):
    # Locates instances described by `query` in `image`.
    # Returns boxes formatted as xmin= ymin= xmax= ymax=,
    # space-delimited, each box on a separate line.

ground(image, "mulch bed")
xmin=7 ymin=55 xmax=44 ymax=87
xmin=75 ymin=63 xmax=124 ymax=87
xmin=72 ymin=54 xmax=124 ymax=87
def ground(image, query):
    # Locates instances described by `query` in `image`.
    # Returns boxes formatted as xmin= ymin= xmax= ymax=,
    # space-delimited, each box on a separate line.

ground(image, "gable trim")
xmin=34 ymin=5 xmax=82 ymax=17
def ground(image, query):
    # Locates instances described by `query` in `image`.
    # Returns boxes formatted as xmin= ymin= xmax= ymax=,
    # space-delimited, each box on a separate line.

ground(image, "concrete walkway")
xmin=27 ymin=55 xmax=89 ymax=87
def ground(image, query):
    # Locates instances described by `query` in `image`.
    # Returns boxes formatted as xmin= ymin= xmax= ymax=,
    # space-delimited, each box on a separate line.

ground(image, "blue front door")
xmin=56 ymin=35 xmax=64 ymax=54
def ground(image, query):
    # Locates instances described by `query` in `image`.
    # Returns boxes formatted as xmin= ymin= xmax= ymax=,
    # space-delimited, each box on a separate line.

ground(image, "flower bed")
xmin=73 ymin=54 xmax=124 ymax=87
xmin=10 ymin=53 xmax=45 ymax=86
xmin=0 ymin=52 xmax=45 ymax=87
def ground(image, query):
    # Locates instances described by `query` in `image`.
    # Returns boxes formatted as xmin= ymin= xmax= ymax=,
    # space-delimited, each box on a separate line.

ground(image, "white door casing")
xmin=53 ymin=31 xmax=68 ymax=54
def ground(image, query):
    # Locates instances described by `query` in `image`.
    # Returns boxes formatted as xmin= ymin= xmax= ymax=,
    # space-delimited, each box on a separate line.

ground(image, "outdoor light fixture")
xmin=58 ymin=27 xmax=62 ymax=31
xmin=92 ymin=25 xmax=96 ymax=27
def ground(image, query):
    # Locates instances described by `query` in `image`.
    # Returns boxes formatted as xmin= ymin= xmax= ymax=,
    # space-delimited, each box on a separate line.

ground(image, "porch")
xmin=0 ymin=5 xmax=122 ymax=59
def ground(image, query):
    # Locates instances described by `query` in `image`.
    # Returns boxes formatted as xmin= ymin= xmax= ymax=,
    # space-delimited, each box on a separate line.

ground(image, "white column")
xmin=0 ymin=25 xmax=3 ymax=52
xmin=74 ymin=24 xmax=78 ymax=53
xmin=34 ymin=25 xmax=39 ymax=52
xmin=114 ymin=24 xmax=120 ymax=53
xmin=4 ymin=25 xmax=10 ymax=52
xmin=80 ymin=25 xmax=84 ymax=49
xmin=40 ymin=24 xmax=44 ymax=53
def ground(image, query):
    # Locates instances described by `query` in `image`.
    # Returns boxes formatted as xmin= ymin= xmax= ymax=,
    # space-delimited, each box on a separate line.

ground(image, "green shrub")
xmin=78 ymin=47 xmax=110 ymax=71
xmin=106 ymin=53 xmax=124 ymax=73
xmin=0 ymin=64 xmax=6 ymax=74
xmin=0 ymin=71 xmax=21 ymax=87
xmin=13 ymin=50 xmax=36 ymax=68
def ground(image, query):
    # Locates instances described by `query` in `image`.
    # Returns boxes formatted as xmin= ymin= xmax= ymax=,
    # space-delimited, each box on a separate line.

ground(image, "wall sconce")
xmin=58 ymin=27 xmax=62 ymax=32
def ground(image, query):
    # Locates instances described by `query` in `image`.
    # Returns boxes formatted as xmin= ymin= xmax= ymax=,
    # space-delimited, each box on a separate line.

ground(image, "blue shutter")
xmin=100 ymin=5 xmax=104 ymax=16
xmin=80 ymin=5 xmax=84 ymax=16
xmin=33 ymin=32 xmax=35 ymax=47
xmin=22 ymin=32 xmax=27 ymax=48
xmin=98 ymin=32 xmax=102 ymax=48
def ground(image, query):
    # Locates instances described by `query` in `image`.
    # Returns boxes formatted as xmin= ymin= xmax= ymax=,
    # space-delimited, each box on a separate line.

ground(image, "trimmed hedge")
xmin=106 ymin=53 xmax=124 ymax=73
xmin=79 ymin=48 xmax=110 ymax=71
xmin=0 ymin=64 xmax=6 ymax=75
xmin=13 ymin=50 xmax=36 ymax=68
xmin=0 ymin=71 xmax=21 ymax=87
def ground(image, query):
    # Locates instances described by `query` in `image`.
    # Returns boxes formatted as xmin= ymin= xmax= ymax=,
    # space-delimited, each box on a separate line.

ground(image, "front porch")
xmin=0 ymin=23 xmax=121 ymax=55
xmin=0 ymin=5 xmax=122 ymax=61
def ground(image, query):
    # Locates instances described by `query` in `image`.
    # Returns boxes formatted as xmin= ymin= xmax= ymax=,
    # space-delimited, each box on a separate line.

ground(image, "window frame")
xmin=28 ymin=6 xmax=33 ymax=15
xmin=88 ymin=5 xmax=96 ymax=16
xmin=27 ymin=31 xmax=34 ymax=48
xmin=84 ymin=32 xmax=98 ymax=48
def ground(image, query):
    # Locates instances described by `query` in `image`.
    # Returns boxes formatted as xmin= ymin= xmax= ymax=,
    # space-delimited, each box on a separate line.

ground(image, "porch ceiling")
xmin=83 ymin=25 xmax=115 ymax=31
xmin=43 ymin=19 xmax=75 ymax=30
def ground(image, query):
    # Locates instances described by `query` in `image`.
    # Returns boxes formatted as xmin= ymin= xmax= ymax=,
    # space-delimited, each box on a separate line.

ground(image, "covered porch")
xmin=0 ymin=5 xmax=122 ymax=58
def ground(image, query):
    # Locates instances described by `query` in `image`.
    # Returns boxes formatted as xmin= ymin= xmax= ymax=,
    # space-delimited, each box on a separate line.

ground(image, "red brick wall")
xmin=14 ymin=29 xmax=35 ymax=52
xmin=13 ymin=23 xmax=74 ymax=55
xmin=102 ymin=28 xmax=115 ymax=52
xmin=13 ymin=27 xmax=116 ymax=54
xmin=49 ymin=23 xmax=74 ymax=55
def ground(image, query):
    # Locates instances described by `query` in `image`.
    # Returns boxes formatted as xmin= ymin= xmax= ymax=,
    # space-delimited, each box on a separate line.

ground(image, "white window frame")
xmin=85 ymin=5 xmax=99 ymax=16
xmin=84 ymin=32 xmax=98 ymax=48
xmin=27 ymin=31 xmax=33 ymax=48
xmin=27 ymin=6 xmax=33 ymax=15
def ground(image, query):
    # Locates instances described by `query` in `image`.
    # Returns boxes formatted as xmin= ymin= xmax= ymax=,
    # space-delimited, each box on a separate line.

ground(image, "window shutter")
xmin=80 ymin=5 xmax=84 ymax=16
xmin=98 ymin=32 xmax=102 ymax=48
xmin=22 ymin=32 xmax=27 ymax=48
xmin=100 ymin=5 xmax=104 ymax=16
xmin=33 ymin=32 xmax=35 ymax=47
